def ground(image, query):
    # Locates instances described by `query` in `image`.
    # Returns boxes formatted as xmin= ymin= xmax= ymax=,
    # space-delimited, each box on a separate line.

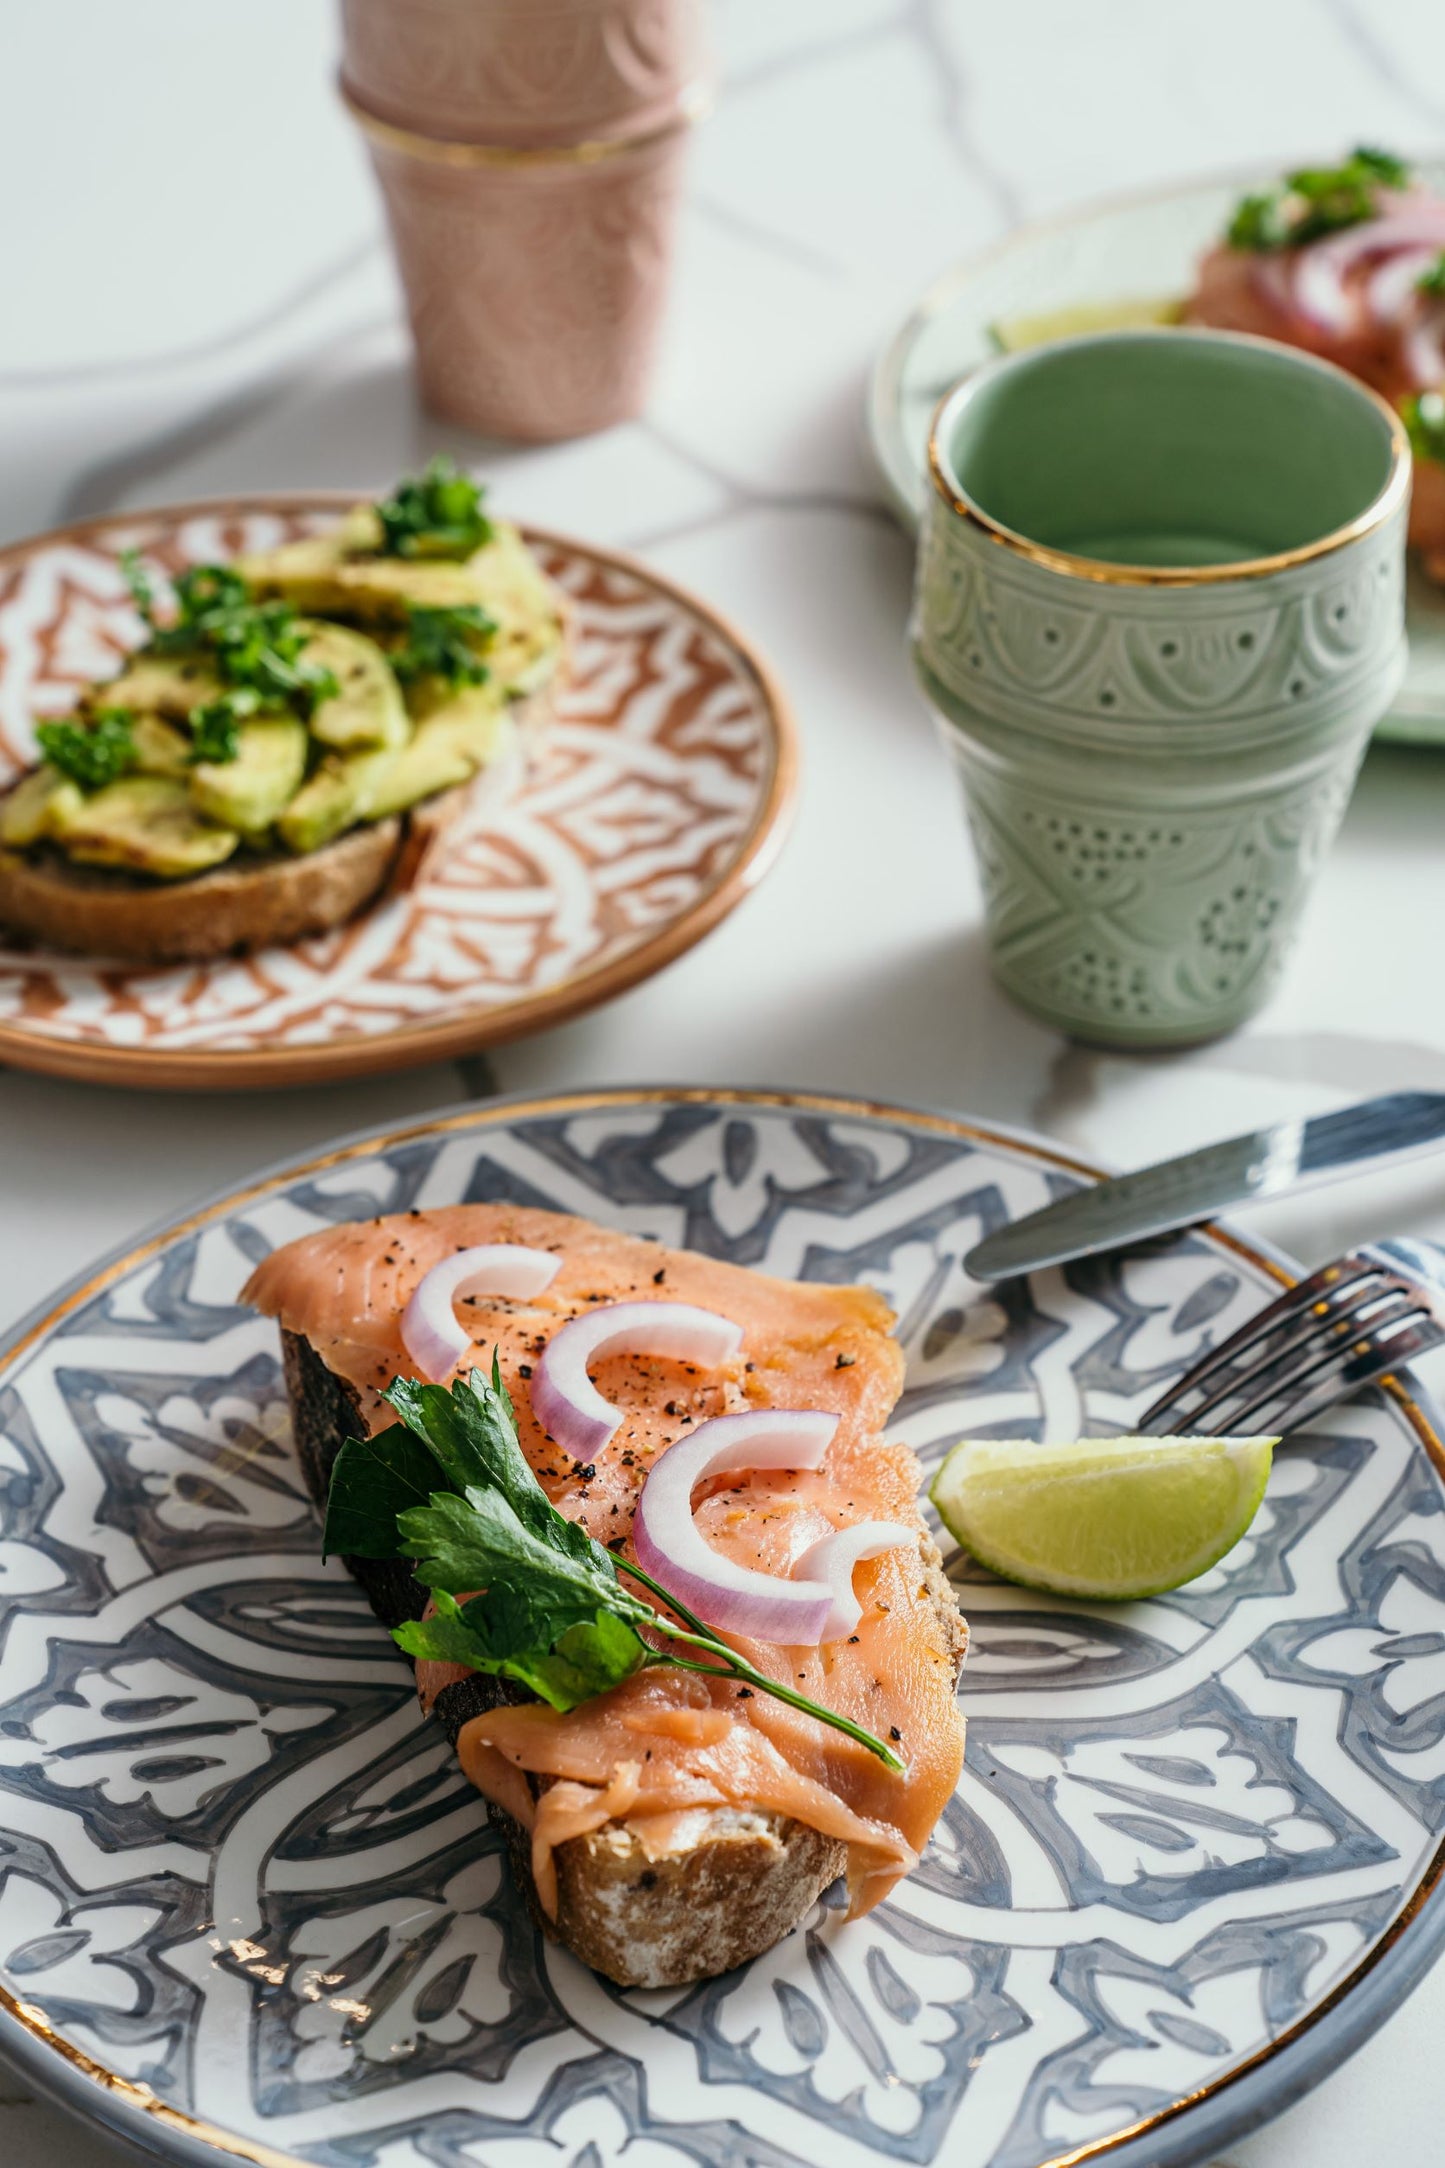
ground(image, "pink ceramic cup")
xmin=339 ymin=0 xmax=710 ymax=441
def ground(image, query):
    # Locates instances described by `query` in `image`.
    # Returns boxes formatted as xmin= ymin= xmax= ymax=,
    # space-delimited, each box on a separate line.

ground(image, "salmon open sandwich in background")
xmin=245 ymin=1203 xmax=968 ymax=1989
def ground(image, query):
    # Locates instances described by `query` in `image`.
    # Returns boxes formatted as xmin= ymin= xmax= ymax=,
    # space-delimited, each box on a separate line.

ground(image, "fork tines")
xmin=1138 ymin=1246 xmax=1445 ymax=1438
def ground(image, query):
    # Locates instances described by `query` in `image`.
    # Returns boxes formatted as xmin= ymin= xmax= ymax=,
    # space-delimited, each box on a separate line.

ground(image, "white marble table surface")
xmin=4 ymin=1 xmax=1445 ymax=2161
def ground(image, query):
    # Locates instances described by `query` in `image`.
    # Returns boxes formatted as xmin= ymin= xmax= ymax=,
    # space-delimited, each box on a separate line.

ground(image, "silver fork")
xmin=1136 ymin=1238 xmax=1445 ymax=1438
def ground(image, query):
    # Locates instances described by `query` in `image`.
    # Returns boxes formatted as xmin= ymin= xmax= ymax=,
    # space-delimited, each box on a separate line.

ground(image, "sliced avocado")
xmin=301 ymin=623 xmax=410 ymax=750
xmin=190 ymin=716 xmax=308 ymax=834
xmin=98 ymin=655 xmax=225 ymax=719
xmin=366 ymin=696 xmax=517 ymax=820
xmin=0 ymin=765 xmax=85 ymax=848
xmin=53 ymin=776 xmax=239 ymax=880
xmin=239 ymin=515 xmax=564 ymax=701
xmin=131 ymin=714 xmax=192 ymax=780
xmin=235 ymin=506 xmax=383 ymax=614
xmin=363 ymin=718 xmax=475 ymax=821
xmin=276 ymin=744 xmax=398 ymax=855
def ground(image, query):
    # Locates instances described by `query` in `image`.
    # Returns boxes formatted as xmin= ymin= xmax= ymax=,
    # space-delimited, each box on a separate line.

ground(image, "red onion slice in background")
xmin=531 ymin=1300 xmax=744 ymax=1462
xmin=792 ymin=1521 xmax=919 ymax=1641
xmin=401 ymin=1244 xmax=560 ymax=1382
xmin=1288 ymin=207 xmax=1445 ymax=335
xmin=633 ymin=1407 xmax=841 ymax=1642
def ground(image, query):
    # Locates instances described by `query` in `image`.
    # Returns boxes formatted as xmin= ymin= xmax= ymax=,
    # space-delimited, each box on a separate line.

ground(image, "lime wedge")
xmin=987 ymin=294 xmax=1184 ymax=354
xmin=929 ymin=1434 xmax=1275 ymax=1600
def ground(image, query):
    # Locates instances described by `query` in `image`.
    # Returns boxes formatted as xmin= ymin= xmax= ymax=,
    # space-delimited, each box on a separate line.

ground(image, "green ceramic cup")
xmin=911 ymin=328 xmax=1410 ymax=1046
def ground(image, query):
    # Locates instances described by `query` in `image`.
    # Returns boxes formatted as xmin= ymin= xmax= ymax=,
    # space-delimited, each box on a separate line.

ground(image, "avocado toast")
xmin=0 ymin=461 xmax=567 ymax=963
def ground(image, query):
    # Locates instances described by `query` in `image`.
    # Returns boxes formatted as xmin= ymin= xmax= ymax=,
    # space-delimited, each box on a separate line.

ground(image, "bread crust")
xmin=282 ymin=1328 xmax=965 ymax=1988
xmin=0 ymin=679 xmax=555 ymax=965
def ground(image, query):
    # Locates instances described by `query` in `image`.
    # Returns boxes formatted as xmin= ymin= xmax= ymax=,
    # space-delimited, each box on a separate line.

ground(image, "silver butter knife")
xmin=965 ymin=1091 xmax=1445 ymax=1281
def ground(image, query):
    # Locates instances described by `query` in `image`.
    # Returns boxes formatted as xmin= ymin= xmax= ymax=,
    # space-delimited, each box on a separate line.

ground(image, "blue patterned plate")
xmin=1 ymin=1087 xmax=1443 ymax=2168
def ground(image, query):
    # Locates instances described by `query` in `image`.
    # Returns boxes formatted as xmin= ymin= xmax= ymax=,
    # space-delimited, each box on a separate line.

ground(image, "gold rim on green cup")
xmin=911 ymin=327 xmax=1410 ymax=1047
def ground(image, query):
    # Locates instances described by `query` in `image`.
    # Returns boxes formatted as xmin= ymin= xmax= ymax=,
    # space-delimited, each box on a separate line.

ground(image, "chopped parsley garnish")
xmin=389 ymin=603 xmax=497 ymax=689
xmin=34 ymin=708 xmax=136 ymax=790
xmin=1227 ymin=146 xmax=1410 ymax=251
xmin=188 ymin=691 xmax=261 ymax=766
xmin=1419 ymin=254 xmax=1445 ymax=298
xmin=114 ymin=552 xmax=339 ymax=765
xmin=1403 ymin=390 xmax=1445 ymax=466
xmin=374 ymin=457 xmax=493 ymax=561
xmin=325 ymin=1356 xmax=904 ymax=1770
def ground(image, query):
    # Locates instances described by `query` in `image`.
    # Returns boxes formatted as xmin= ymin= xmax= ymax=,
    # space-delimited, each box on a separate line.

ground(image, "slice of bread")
xmin=281 ymin=1328 xmax=968 ymax=1989
xmin=0 ymin=682 xmax=552 ymax=965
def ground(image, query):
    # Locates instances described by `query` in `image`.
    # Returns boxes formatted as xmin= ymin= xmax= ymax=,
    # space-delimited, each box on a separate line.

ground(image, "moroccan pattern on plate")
xmin=0 ymin=508 xmax=779 ymax=1060
xmin=1 ymin=1092 xmax=1443 ymax=2168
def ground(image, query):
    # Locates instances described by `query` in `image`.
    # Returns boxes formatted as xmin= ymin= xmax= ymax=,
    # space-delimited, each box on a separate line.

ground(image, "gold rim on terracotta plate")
xmin=925 ymin=326 xmax=1413 ymax=588
xmin=0 ymin=1083 xmax=1441 ymax=2168
xmin=0 ymin=497 xmax=800 ymax=1093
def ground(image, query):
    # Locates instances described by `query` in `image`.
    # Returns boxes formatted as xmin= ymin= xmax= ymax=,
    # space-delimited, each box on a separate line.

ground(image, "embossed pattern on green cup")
xmin=911 ymin=329 xmax=1410 ymax=1046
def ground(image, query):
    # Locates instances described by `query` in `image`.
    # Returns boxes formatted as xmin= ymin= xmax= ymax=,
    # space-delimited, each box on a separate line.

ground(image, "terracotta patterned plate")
xmin=0 ymin=498 xmax=796 ymax=1089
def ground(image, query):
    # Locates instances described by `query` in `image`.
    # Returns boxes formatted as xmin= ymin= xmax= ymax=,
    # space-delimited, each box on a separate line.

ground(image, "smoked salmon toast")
xmin=245 ymin=1204 xmax=968 ymax=1987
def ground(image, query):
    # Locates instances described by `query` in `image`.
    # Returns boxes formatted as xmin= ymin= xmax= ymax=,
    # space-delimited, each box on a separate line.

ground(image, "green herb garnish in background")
xmin=35 ymin=707 xmax=137 ymax=790
xmin=374 ymin=456 xmax=494 ymax=561
xmin=389 ymin=603 xmax=497 ymax=690
xmin=1419 ymin=254 xmax=1445 ymax=298
xmin=325 ymin=1357 xmax=906 ymax=1772
xmin=1227 ymin=146 xmax=1409 ymax=251
xmin=188 ymin=692 xmax=260 ymax=766
xmin=1403 ymin=390 xmax=1445 ymax=465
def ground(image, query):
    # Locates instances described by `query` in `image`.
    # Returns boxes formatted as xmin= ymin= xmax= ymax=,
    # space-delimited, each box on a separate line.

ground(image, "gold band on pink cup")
xmin=338 ymin=78 xmax=712 ymax=169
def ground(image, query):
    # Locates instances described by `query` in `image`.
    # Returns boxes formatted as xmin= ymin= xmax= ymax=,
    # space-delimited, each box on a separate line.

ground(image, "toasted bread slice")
xmin=279 ymin=1327 xmax=967 ymax=1990
xmin=0 ymin=682 xmax=550 ymax=964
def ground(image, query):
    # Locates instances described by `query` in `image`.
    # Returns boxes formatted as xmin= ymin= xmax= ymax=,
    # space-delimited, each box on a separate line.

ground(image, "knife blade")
xmin=964 ymin=1091 xmax=1445 ymax=1281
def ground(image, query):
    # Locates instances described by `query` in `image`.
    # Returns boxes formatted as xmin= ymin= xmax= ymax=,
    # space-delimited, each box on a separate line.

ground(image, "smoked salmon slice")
xmin=245 ymin=1203 xmax=968 ymax=1920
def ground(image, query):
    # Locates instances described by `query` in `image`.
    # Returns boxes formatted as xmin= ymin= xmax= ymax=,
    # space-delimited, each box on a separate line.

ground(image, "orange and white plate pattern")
xmin=0 ymin=496 xmax=796 ymax=1090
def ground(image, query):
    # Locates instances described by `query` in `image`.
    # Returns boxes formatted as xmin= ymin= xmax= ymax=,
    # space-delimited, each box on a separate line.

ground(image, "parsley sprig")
xmin=35 ymin=707 xmax=137 ymax=790
xmin=325 ymin=1359 xmax=905 ymax=1772
xmin=374 ymin=457 xmax=494 ymax=561
xmin=390 ymin=603 xmax=497 ymax=690
xmin=119 ymin=551 xmax=339 ymax=765
xmin=1403 ymin=389 xmax=1445 ymax=466
xmin=1419 ymin=254 xmax=1445 ymax=298
xmin=1227 ymin=146 xmax=1410 ymax=251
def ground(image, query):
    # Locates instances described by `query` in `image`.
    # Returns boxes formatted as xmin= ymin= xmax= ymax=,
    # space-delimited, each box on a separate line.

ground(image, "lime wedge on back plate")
xmin=987 ymin=294 xmax=1184 ymax=353
xmin=929 ymin=1434 xmax=1275 ymax=1600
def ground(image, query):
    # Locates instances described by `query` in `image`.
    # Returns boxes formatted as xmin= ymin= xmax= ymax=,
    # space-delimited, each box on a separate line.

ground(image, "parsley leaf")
xmin=134 ymin=560 xmax=340 ymax=729
xmin=324 ymin=1356 xmax=906 ymax=1767
xmin=1419 ymin=254 xmax=1445 ymax=298
xmin=1403 ymin=389 xmax=1445 ymax=466
xmin=374 ymin=457 xmax=494 ymax=561
xmin=1228 ymin=145 xmax=1411 ymax=251
xmin=35 ymin=708 xmax=137 ymax=790
xmin=389 ymin=604 xmax=496 ymax=689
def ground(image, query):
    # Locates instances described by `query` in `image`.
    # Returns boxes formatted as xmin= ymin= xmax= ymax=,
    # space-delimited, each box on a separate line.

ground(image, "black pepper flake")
xmin=745 ymin=1362 xmax=756 ymax=1373
xmin=576 ymin=1463 xmax=597 ymax=1482
xmin=518 ymin=1363 xmax=533 ymax=1379
xmin=408 ymin=1208 xmax=421 ymax=1218
xmin=653 ymin=1268 xmax=666 ymax=1284
xmin=665 ymin=1401 xmax=681 ymax=1417
xmin=736 ymin=1687 xmax=753 ymax=1698
xmin=835 ymin=1352 xmax=856 ymax=1369
xmin=847 ymin=1635 xmax=860 ymax=1644
xmin=607 ymin=1536 xmax=626 ymax=1551
xmin=889 ymin=1726 xmax=902 ymax=1742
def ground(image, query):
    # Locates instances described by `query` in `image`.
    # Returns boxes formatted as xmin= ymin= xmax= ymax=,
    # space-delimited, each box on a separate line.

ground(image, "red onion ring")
xmin=400 ymin=1244 xmax=559 ymax=1382
xmin=792 ymin=1522 xmax=918 ymax=1642
xmin=1365 ymin=246 xmax=1443 ymax=323
xmin=1403 ymin=310 xmax=1445 ymax=389
xmin=1287 ymin=207 xmax=1445 ymax=335
xmin=531 ymin=1300 xmax=744 ymax=1462
xmin=633 ymin=1408 xmax=841 ymax=1642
